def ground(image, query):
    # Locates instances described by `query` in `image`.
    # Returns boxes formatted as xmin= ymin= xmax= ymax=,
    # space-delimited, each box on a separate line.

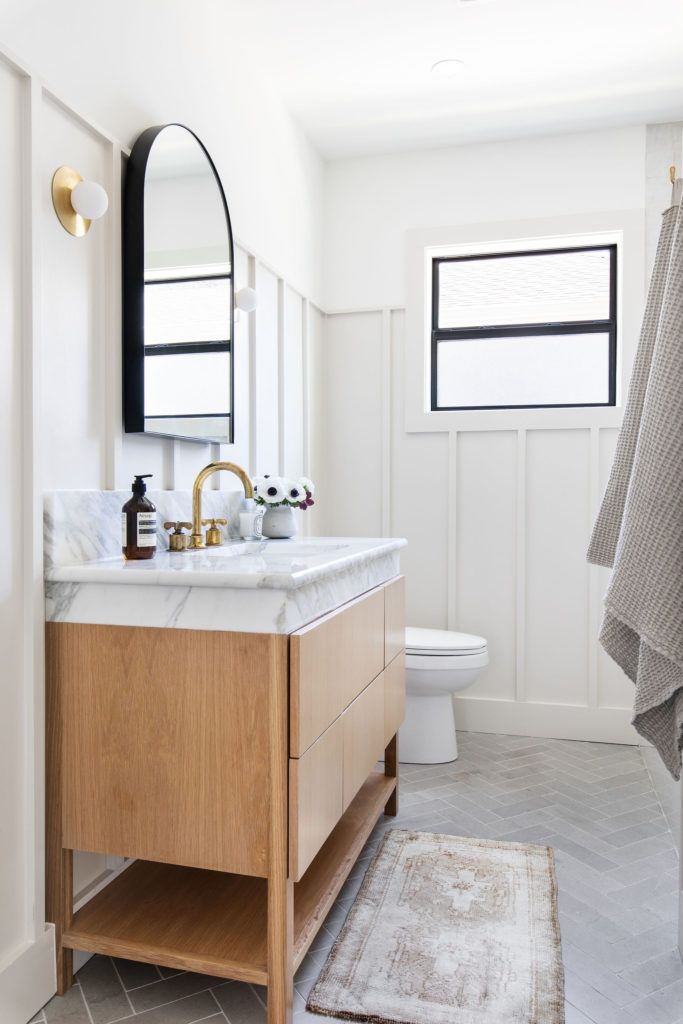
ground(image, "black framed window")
xmin=431 ymin=244 xmax=617 ymax=411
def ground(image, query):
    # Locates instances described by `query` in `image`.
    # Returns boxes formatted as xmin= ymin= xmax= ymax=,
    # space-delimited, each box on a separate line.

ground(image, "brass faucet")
xmin=189 ymin=461 xmax=254 ymax=549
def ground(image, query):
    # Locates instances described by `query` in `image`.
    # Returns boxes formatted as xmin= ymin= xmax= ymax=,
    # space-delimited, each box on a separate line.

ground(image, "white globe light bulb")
xmin=235 ymin=286 xmax=258 ymax=313
xmin=70 ymin=180 xmax=109 ymax=220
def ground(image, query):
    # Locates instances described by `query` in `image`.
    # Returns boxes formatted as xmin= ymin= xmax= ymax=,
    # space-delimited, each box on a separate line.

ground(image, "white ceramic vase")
xmin=261 ymin=505 xmax=298 ymax=539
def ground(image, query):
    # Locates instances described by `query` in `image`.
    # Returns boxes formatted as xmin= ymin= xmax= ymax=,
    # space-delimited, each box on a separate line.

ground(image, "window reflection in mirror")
xmin=123 ymin=123 xmax=235 ymax=444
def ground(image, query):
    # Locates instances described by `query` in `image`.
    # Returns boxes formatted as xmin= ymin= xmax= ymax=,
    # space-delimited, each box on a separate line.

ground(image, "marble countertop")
xmin=46 ymin=536 xmax=407 ymax=591
xmin=44 ymin=492 xmax=406 ymax=633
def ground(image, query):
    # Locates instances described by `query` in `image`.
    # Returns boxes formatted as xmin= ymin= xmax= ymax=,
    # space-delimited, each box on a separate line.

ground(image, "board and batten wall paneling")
xmin=282 ymin=286 xmax=305 ymax=480
xmin=253 ymin=263 xmax=280 ymax=476
xmin=319 ymin=308 xmax=638 ymax=744
xmin=2 ymin=38 xmax=317 ymax=1023
xmin=389 ymin=310 xmax=449 ymax=629
xmin=455 ymin=431 xmax=517 ymax=702
xmin=0 ymin=54 xmax=29 ymax=966
xmin=319 ymin=312 xmax=384 ymax=538
xmin=305 ymin=303 xmax=326 ymax=537
xmin=525 ymin=429 xmax=591 ymax=707
xmin=224 ymin=243 xmax=252 ymax=474
xmin=41 ymin=94 xmax=110 ymax=489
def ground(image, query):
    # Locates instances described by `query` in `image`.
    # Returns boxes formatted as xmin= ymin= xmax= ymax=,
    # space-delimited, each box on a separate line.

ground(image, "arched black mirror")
xmin=123 ymin=124 xmax=234 ymax=444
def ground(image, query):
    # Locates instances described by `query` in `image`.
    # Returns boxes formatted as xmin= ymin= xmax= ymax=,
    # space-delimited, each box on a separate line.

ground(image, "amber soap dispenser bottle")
xmin=122 ymin=474 xmax=157 ymax=560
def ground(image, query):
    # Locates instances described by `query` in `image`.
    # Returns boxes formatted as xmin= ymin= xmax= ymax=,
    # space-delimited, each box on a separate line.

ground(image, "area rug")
xmin=307 ymin=829 xmax=564 ymax=1024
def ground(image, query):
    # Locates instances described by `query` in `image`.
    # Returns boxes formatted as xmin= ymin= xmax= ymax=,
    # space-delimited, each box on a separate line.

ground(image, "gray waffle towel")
xmin=588 ymin=200 xmax=683 ymax=779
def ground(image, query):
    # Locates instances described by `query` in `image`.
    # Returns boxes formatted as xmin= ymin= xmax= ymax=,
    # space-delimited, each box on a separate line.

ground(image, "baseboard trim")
xmin=0 ymin=925 xmax=55 ymax=1024
xmin=454 ymin=697 xmax=638 ymax=744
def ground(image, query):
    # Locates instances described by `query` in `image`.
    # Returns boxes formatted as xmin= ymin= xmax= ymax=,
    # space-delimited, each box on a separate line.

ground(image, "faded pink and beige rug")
xmin=307 ymin=830 xmax=564 ymax=1024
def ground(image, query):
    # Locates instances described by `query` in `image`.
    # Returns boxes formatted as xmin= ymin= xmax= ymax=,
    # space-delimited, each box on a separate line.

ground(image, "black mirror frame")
xmin=122 ymin=123 xmax=235 ymax=444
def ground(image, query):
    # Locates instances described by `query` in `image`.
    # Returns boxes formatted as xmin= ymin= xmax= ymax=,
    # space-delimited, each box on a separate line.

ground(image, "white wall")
xmin=315 ymin=126 xmax=650 ymax=744
xmin=0 ymin=0 xmax=324 ymax=306
xmin=323 ymin=126 xmax=646 ymax=311
xmin=0 ymin=26 xmax=323 ymax=1021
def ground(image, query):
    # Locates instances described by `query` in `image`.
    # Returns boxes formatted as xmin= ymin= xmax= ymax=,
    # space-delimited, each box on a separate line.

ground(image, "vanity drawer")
xmin=384 ymin=575 xmax=405 ymax=665
xmin=289 ymin=672 xmax=387 ymax=881
xmin=289 ymin=715 xmax=344 ymax=882
xmin=290 ymin=587 xmax=385 ymax=757
xmin=384 ymin=651 xmax=406 ymax=747
xmin=342 ymin=673 xmax=386 ymax=812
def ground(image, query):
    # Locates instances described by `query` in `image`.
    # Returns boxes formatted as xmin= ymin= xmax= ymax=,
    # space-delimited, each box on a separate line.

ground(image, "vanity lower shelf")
xmin=62 ymin=771 xmax=396 ymax=983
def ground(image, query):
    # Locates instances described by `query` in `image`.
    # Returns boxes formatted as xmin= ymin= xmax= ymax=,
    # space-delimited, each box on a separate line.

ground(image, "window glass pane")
xmin=437 ymin=249 xmax=611 ymax=328
xmin=144 ymin=277 xmax=231 ymax=345
xmin=436 ymin=333 xmax=610 ymax=408
xmin=144 ymin=351 xmax=230 ymax=416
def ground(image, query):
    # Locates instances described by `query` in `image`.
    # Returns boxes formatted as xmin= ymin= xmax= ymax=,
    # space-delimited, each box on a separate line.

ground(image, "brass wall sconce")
xmin=51 ymin=166 xmax=109 ymax=237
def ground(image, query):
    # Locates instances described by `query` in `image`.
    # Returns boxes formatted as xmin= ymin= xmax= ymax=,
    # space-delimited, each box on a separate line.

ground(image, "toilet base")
xmin=399 ymin=693 xmax=458 ymax=764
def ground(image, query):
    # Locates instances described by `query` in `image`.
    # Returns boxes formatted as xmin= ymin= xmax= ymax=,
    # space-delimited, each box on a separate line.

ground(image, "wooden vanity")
xmin=46 ymin=574 xmax=405 ymax=1024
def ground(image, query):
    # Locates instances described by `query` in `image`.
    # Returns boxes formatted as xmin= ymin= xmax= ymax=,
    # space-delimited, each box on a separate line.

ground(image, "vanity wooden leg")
xmin=384 ymin=733 xmax=399 ymax=816
xmin=267 ymin=876 xmax=293 ymax=1024
xmin=266 ymin=634 xmax=293 ymax=1024
xmin=46 ymin=630 xmax=74 ymax=994
xmin=48 ymin=848 xmax=73 ymax=995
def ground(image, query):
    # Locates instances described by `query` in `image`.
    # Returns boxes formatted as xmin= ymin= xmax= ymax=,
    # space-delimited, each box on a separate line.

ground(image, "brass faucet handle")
xmin=201 ymin=518 xmax=228 ymax=546
xmin=164 ymin=521 xmax=193 ymax=552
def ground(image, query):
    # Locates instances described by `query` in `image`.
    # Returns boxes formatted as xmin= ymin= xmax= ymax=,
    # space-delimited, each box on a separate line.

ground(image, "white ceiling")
xmin=1 ymin=0 xmax=682 ymax=161
xmin=229 ymin=0 xmax=683 ymax=158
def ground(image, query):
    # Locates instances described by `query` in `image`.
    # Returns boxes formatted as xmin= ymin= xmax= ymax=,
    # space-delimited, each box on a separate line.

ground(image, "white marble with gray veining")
xmin=44 ymin=491 xmax=406 ymax=634
xmin=44 ymin=489 xmax=248 ymax=569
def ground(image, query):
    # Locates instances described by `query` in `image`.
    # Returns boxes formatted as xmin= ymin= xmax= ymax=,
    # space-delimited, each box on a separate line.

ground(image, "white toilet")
xmin=399 ymin=627 xmax=488 ymax=764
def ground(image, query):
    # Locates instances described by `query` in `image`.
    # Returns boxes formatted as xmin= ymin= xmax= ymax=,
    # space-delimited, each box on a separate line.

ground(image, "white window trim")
xmin=404 ymin=210 xmax=645 ymax=433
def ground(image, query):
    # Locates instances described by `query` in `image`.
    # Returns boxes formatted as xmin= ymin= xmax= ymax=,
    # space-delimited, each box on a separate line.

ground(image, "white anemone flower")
xmin=298 ymin=476 xmax=315 ymax=497
xmin=252 ymin=476 xmax=271 ymax=500
xmin=260 ymin=477 xmax=286 ymax=505
xmin=285 ymin=480 xmax=306 ymax=505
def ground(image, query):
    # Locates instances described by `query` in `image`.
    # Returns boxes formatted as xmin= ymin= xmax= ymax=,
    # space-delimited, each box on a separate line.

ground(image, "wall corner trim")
xmin=0 ymin=924 xmax=55 ymax=1024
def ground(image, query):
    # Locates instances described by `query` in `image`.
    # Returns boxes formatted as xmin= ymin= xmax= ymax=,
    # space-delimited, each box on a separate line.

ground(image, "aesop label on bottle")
xmin=136 ymin=511 xmax=157 ymax=547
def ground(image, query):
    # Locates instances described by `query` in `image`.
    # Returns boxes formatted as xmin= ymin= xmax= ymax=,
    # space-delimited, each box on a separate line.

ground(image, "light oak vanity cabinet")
xmin=46 ymin=576 xmax=405 ymax=1024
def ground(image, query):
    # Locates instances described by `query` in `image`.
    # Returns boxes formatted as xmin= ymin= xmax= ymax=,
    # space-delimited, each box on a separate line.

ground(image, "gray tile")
xmin=212 ymin=982 xmax=267 ymax=1024
xmin=127 ymin=990 xmax=223 ymax=1024
xmin=651 ymin=976 xmax=683 ymax=1017
xmin=111 ymin=956 xmax=163 ymax=990
xmin=34 ymin=734 xmax=680 ymax=1024
xmin=624 ymin=994 xmax=680 ymax=1024
xmin=548 ymin=833 xmax=619 ymax=873
xmin=44 ymin=985 xmax=91 ymax=1024
xmin=76 ymin=955 xmax=132 ymax=1024
xmin=564 ymin=969 xmax=635 ymax=1024
xmin=565 ymin=1003 xmax=599 ymax=1024
xmin=561 ymin=943 xmax=643 ymax=1007
xmin=603 ymin=821 xmax=668 ymax=847
xmin=128 ymin=971 xmax=229 ymax=1012
xmin=621 ymin=950 xmax=683 ymax=995
xmin=294 ymin=949 xmax=328 ymax=986
xmin=602 ymin=926 xmax=680 ymax=974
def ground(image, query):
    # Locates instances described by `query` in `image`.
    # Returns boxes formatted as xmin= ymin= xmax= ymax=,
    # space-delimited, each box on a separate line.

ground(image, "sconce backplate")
xmin=52 ymin=166 xmax=91 ymax=237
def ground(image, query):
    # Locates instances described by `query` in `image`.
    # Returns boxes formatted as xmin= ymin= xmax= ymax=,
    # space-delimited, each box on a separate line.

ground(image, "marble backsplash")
xmin=44 ymin=489 xmax=250 ymax=569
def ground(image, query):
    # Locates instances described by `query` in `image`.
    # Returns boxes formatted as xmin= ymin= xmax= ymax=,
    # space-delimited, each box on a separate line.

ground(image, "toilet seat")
xmin=405 ymin=626 xmax=487 ymax=657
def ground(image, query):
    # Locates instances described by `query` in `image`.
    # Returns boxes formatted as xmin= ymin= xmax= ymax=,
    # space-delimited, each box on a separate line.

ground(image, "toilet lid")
xmin=405 ymin=626 xmax=487 ymax=656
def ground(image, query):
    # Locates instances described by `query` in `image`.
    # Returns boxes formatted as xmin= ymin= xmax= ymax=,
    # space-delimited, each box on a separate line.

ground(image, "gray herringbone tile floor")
xmin=32 ymin=733 xmax=683 ymax=1024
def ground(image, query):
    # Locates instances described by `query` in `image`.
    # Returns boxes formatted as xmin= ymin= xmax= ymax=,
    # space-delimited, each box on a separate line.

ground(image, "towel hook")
xmin=670 ymin=165 xmax=676 ymax=184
